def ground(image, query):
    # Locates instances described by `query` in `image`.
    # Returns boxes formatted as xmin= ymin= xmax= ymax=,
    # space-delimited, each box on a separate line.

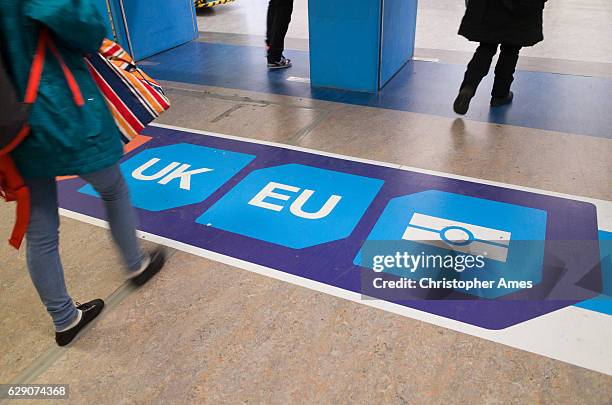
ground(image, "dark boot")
xmin=456 ymin=43 xmax=498 ymax=115
xmin=454 ymin=86 xmax=476 ymax=115
xmin=491 ymin=91 xmax=514 ymax=107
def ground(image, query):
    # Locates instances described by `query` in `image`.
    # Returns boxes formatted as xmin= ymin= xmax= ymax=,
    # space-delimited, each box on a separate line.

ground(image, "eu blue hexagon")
xmin=355 ymin=190 xmax=548 ymax=299
xmin=80 ymin=143 xmax=255 ymax=211
xmin=196 ymin=164 xmax=385 ymax=249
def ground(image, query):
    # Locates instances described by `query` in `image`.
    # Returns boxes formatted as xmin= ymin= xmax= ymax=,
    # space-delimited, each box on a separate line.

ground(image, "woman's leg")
xmin=460 ymin=42 xmax=499 ymax=92
xmin=266 ymin=0 xmax=275 ymax=48
xmin=24 ymin=177 xmax=79 ymax=331
xmin=455 ymin=42 xmax=499 ymax=114
xmin=492 ymin=44 xmax=522 ymax=98
xmin=80 ymin=164 xmax=145 ymax=274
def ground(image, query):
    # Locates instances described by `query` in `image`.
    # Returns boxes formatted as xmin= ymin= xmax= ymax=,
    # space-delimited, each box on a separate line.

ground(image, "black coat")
xmin=459 ymin=0 xmax=547 ymax=47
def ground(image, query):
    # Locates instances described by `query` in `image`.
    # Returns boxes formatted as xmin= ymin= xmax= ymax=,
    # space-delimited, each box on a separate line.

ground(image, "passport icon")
xmin=402 ymin=213 xmax=511 ymax=262
xmin=355 ymin=190 xmax=548 ymax=298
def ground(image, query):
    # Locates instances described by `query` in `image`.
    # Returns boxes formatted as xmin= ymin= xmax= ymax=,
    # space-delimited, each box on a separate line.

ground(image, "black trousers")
xmin=266 ymin=0 xmax=294 ymax=63
xmin=461 ymin=42 xmax=522 ymax=98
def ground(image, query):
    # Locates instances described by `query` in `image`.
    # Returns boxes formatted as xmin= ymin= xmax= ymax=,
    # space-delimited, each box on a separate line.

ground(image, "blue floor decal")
xmin=57 ymin=125 xmax=610 ymax=331
xmin=143 ymin=41 xmax=612 ymax=139
xmin=575 ymin=231 xmax=612 ymax=315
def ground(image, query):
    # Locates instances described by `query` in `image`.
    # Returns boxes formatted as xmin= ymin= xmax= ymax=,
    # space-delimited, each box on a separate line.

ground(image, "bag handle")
xmin=22 ymin=27 xmax=47 ymax=104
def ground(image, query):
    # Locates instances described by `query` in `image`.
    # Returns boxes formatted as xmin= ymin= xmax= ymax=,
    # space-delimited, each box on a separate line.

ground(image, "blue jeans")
xmin=25 ymin=164 xmax=144 ymax=331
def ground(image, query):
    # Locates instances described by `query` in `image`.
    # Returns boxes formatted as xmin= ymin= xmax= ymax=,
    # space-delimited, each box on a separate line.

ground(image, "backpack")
xmin=0 ymin=27 xmax=83 ymax=249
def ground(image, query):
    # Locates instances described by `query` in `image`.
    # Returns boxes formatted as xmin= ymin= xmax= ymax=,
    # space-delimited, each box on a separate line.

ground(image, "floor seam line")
xmin=288 ymin=109 xmax=333 ymax=143
xmin=160 ymin=81 xmax=329 ymax=112
xmin=3 ymin=279 xmax=137 ymax=392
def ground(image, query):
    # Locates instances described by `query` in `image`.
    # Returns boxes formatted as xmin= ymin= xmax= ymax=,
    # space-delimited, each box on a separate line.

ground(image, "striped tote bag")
xmin=86 ymin=39 xmax=170 ymax=144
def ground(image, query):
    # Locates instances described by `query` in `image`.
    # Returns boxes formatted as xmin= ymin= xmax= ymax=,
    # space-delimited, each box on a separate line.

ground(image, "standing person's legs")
xmin=25 ymin=177 xmax=79 ymax=332
xmin=492 ymin=44 xmax=521 ymax=102
xmin=266 ymin=0 xmax=275 ymax=49
xmin=454 ymin=42 xmax=498 ymax=114
xmin=267 ymin=0 xmax=294 ymax=65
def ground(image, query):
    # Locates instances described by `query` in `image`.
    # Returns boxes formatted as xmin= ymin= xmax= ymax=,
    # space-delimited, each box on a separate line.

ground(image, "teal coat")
xmin=0 ymin=0 xmax=122 ymax=177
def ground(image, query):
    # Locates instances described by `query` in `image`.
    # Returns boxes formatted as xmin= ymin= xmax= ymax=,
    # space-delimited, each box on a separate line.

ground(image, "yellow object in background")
xmin=195 ymin=0 xmax=236 ymax=9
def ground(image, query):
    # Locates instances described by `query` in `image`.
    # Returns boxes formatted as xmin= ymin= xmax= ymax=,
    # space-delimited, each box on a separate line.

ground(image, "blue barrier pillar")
xmin=104 ymin=0 xmax=198 ymax=61
xmin=308 ymin=0 xmax=418 ymax=93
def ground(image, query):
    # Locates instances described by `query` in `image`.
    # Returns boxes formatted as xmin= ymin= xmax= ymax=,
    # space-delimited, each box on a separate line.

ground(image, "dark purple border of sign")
xmin=58 ymin=126 xmax=601 ymax=329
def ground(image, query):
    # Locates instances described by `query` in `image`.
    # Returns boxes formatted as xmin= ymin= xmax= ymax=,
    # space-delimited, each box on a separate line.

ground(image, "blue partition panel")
xmin=118 ymin=0 xmax=198 ymax=60
xmin=309 ymin=0 xmax=382 ymax=92
xmin=92 ymin=0 xmax=115 ymax=38
xmin=380 ymin=0 xmax=418 ymax=87
xmin=93 ymin=0 xmax=131 ymax=50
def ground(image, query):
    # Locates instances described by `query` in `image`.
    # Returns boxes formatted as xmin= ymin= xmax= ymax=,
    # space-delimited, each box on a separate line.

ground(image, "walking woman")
xmin=454 ymin=0 xmax=547 ymax=114
xmin=0 ymin=0 xmax=165 ymax=346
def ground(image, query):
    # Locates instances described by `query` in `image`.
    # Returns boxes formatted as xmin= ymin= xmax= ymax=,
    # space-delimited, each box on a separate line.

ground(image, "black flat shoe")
xmin=130 ymin=248 xmax=166 ymax=287
xmin=491 ymin=91 xmax=514 ymax=107
xmin=55 ymin=299 xmax=105 ymax=347
xmin=453 ymin=87 xmax=476 ymax=115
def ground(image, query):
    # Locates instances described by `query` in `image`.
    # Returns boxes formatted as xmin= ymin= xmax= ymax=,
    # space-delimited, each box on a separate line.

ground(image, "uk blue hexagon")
xmin=80 ymin=143 xmax=255 ymax=211
xmin=355 ymin=190 xmax=548 ymax=299
xmin=196 ymin=164 xmax=385 ymax=248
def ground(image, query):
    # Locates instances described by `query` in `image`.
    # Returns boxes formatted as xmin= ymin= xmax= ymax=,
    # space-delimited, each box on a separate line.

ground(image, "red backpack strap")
xmin=0 ymin=29 xmax=46 ymax=248
xmin=0 ymin=28 xmax=47 ymax=155
xmin=23 ymin=27 xmax=48 ymax=104
xmin=0 ymin=156 xmax=30 ymax=249
xmin=23 ymin=27 xmax=84 ymax=106
xmin=45 ymin=32 xmax=85 ymax=107
xmin=9 ymin=184 xmax=30 ymax=249
xmin=0 ymin=125 xmax=30 ymax=156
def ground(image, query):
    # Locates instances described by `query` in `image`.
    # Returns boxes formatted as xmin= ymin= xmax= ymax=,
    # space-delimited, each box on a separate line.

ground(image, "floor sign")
xmin=57 ymin=125 xmax=612 ymax=374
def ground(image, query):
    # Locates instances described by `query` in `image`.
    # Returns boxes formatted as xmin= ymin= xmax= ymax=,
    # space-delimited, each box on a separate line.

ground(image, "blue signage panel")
xmin=80 ymin=143 xmax=255 ymax=211
xmin=197 ymin=164 xmax=384 ymax=248
xmin=355 ymin=190 xmax=548 ymax=299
